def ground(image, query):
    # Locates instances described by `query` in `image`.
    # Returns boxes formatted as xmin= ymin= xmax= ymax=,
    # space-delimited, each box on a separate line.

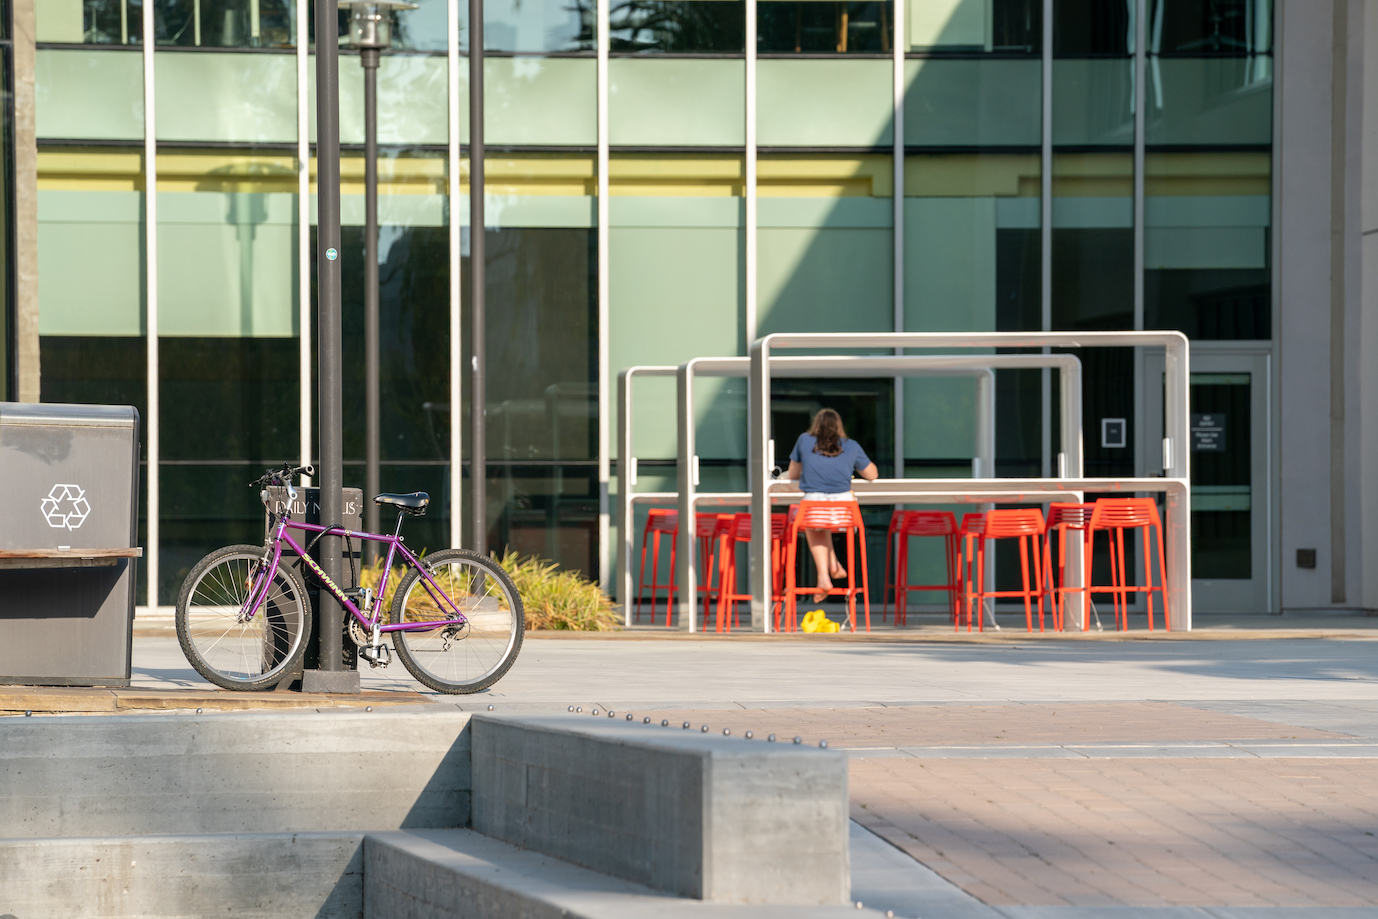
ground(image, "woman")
xmin=785 ymin=408 xmax=880 ymax=602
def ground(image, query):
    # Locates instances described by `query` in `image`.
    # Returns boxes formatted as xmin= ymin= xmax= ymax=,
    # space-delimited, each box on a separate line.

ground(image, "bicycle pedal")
xmin=360 ymin=645 xmax=391 ymax=668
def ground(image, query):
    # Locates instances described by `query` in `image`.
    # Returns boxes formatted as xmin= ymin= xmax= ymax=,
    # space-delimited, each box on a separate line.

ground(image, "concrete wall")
xmin=0 ymin=708 xmax=472 ymax=837
xmin=0 ymin=833 xmax=365 ymax=919
xmin=1276 ymin=0 xmax=1378 ymax=611
xmin=469 ymin=714 xmax=850 ymax=905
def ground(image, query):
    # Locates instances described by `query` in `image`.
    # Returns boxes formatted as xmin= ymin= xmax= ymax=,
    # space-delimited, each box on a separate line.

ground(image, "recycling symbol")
xmin=41 ymin=484 xmax=91 ymax=530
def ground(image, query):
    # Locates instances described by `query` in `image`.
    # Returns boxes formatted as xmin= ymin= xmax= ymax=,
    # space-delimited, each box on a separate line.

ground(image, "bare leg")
xmin=806 ymin=529 xmax=844 ymax=601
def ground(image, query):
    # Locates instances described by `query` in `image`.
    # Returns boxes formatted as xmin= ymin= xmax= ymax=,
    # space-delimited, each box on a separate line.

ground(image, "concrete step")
xmin=0 ymin=832 xmax=364 ymax=919
xmin=0 ymin=706 xmax=471 ymax=837
xmin=365 ymin=827 xmax=894 ymax=918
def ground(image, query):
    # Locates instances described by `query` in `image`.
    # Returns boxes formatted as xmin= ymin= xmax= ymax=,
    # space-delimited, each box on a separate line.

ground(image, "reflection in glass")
xmin=758 ymin=0 xmax=892 ymax=54
xmin=1145 ymin=56 xmax=1271 ymax=146
xmin=456 ymin=0 xmax=592 ymax=52
xmin=905 ymin=59 xmax=1041 ymax=147
xmin=906 ymin=0 xmax=1038 ymax=54
xmin=1150 ymin=0 xmax=1270 ymax=55
xmin=157 ymin=0 xmax=295 ymax=46
xmin=1052 ymin=57 xmax=1133 ymax=146
xmin=609 ymin=0 xmax=742 ymax=53
xmin=1051 ymin=153 xmax=1132 ymax=330
xmin=1143 ymin=151 xmax=1270 ymax=339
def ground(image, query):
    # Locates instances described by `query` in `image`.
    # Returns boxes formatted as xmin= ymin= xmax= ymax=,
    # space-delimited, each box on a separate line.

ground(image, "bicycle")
xmin=174 ymin=462 xmax=524 ymax=694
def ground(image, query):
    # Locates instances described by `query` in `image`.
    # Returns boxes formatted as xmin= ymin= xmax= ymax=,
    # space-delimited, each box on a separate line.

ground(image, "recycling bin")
xmin=0 ymin=402 xmax=141 ymax=686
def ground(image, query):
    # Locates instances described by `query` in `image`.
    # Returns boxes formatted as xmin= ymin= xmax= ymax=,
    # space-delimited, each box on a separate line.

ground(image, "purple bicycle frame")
xmin=241 ymin=515 xmax=470 ymax=633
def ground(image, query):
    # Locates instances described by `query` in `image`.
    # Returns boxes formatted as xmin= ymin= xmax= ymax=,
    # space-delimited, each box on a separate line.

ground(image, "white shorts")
xmin=802 ymin=492 xmax=855 ymax=502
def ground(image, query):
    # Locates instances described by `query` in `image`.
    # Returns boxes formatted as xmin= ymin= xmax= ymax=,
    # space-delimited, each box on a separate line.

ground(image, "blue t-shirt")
xmin=789 ymin=433 xmax=871 ymax=494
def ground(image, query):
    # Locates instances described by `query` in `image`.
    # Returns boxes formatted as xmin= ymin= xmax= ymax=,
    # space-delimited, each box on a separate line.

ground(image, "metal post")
xmin=468 ymin=0 xmax=486 ymax=554
xmin=363 ymin=47 xmax=381 ymax=562
xmin=313 ymin=0 xmax=349 ymax=684
xmin=142 ymin=0 xmax=158 ymax=613
xmin=447 ymin=0 xmax=462 ymax=549
xmin=297 ymin=0 xmax=312 ymax=486
xmin=596 ymin=0 xmax=611 ymax=590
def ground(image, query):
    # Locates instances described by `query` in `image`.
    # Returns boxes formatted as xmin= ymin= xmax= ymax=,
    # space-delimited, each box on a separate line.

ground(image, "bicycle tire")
xmin=176 ymin=544 xmax=313 ymax=692
xmin=390 ymin=549 xmax=524 ymax=694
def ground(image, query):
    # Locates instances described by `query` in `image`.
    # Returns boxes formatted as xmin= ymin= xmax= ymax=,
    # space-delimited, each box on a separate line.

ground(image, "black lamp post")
xmin=349 ymin=0 xmax=414 ymax=562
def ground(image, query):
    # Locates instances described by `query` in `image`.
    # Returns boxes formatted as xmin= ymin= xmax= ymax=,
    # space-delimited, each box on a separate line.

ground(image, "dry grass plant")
xmin=358 ymin=550 xmax=618 ymax=631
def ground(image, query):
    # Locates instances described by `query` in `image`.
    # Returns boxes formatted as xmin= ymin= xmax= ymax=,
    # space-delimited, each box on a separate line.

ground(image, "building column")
xmin=12 ymin=0 xmax=38 ymax=403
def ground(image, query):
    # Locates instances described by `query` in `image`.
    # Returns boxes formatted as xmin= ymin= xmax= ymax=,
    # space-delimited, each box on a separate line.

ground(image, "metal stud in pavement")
xmin=488 ymin=704 xmax=494 ymax=711
xmin=767 ymin=734 xmax=776 ymax=742
xmin=591 ymin=709 xmax=600 ymax=716
xmin=820 ymin=740 xmax=828 ymax=748
xmin=745 ymin=730 xmax=754 ymax=739
xmin=661 ymin=719 xmax=669 ymax=726
xmin=701 ymin=725 xmax=709 ymax=733
xmin=568 ymin=706 xmax=574 ymax=711
xmin=682 ymin=721 xmax=691 ymax=729
xmin=608 ymin=711 xmax=615 ymax=717
xmin=576 ymin=707 xmax=582 ymax=712
xmin=722 ymin=728 xmax=730 ymax=736
xmin=366 ymin=706 xmax=373 ymax=712
xmin=626 ymin=713 xmax=634 ymax=721
xmin=793 ymin=736 xmax=802 ymax=744
xmin=644 ymin=717 xmax=652 ymax=724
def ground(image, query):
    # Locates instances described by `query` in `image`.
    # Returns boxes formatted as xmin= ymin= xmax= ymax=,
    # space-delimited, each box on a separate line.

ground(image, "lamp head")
xmin=348 ymin=0 xmax=418 ymax=50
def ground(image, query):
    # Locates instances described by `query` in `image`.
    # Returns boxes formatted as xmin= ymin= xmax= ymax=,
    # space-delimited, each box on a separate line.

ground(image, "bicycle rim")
xmin=393 ymin=553 xmax=522 ymax=692
xmin=180 ymin=551 xmax=309 ymax=687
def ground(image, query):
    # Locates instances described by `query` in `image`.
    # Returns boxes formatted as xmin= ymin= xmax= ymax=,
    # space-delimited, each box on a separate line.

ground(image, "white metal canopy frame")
xmin=616 ymin=352 xmax=1087 ymax=631
xmin=746 ymin=332 xmax=1192 ymax=633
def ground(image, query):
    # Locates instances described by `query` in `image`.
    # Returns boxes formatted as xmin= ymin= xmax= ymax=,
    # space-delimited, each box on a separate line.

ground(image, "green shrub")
xmin=495 ymin=551 xmax=619 ymax=631
xmin=359 ymin=550 xmax=618 ymax=631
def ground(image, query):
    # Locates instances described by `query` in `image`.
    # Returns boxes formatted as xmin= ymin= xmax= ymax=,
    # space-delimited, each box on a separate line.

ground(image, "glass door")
xmin=1145 ymin=349 xmax=1272 ymax=613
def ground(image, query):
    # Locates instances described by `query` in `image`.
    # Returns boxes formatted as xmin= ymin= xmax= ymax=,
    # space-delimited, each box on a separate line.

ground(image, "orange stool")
xmin=1043 ymin=502 xmax=1095 ymax=632
xmin=696 ymin=513 xmax=732 ymax=627
xmin=783 ymin=500 xmax=871 ymax=633
xmin=712 ymin=513 xmax=753 ymax=633
xmin=1086 ymin=498 xmax=1170 ymax=631
xmin=893 ymin=511 xmax=960 ymax=626
xmin=956 ymin=513 xmax=986 ymax=631
xmin=636 ymin=508 xmax=678 ymax=625
xmin=770 ymin=512 xmax=789 ymax=629
xmin=881 ymin=509 xmax=906 ymax=621
xmin=960 ymin=508 xmax=1048 ymax=633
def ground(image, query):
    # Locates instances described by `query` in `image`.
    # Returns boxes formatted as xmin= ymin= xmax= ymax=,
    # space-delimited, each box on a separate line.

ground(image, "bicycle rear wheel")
xmin=390 ymin=549 xmax=524 ymax=694
xmin=176 ymin=544 xmax=313 ymax=691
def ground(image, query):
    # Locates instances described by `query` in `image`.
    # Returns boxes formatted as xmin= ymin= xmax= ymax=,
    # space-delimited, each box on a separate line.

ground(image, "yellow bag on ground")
xmin=799 ymin=609 xmax=841 ymax=633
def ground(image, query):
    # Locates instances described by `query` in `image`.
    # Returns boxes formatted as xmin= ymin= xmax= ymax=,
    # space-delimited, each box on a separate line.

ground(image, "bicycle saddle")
xmin=375 ymin=492 xmax=429 ymax=515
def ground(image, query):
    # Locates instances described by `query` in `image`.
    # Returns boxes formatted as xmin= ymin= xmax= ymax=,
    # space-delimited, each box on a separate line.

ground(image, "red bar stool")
xmin=712 ymin=513 xmax=753 ymax=633
xmin=1086 ymin=498 xmax=1170 ymax=631
xmin=893 ymin=511 xmax=960 ymax=626
xmin=636 ymin=508 xmax=678 ymax=625
xmin=1043 ymin=502 xmax=1095 ymax=632
xmin=961 ymin=508 xmax=1048 ymax=633
xmin=956 ymin=512 xmax=985 ymax=632
xmin=881 ymin=509 xmax=906 ymax=622
xmin=770 ymin=512 xmax=789 ymax=629
xmin=696 ymin=512 xmax=732 ymax=628
xmin=783 ymin=500 xmax=871 ymax=634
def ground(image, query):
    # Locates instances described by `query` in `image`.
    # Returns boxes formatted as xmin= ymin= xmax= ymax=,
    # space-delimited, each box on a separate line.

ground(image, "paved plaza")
xmin=105 ymin=626 xmax=1378 ymax=917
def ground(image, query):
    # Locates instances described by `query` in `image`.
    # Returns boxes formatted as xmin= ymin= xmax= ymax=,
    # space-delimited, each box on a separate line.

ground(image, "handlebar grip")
xmin=299 ymin=464 xmax=316 ymax=478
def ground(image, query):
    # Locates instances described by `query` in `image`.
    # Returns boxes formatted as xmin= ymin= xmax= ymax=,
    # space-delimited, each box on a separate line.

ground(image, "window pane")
xmin=609 ymin=0 xmax=743 ymax=53
xmin=1052 ymin=57 xmax=1133 ymax=146
xmin=758 ymin=60 xmax=892 ymax=146
xmin=37 ymin=49 xmax=144 ymax=140
xmin=160 ymin=339 xmax=299 ymax=460
xmin=758 ymin=0 xmax=893 ymax=54
xmin=758 ymin=154 xmax=892 ymax=337
xmin=1052 ymin=152 xmax=1132 ymax=330
xmin=905 ymin=153 xmax=1040 ymax=469
xmin=1150 ymin=0 xmax=1271 ymax=55
xmin=1053 ymin=0 xmax=1131 ymax=56
xmin=904 ymin=58 xmax=1041 ymax=147
xmin=1144 ymin=150 xmax=1270 ymax=339
xmin=610 ymin=59 xmax=745 ymax=146
xmin=906 ymin=0 xmax=1039 ymax=54
xmin=39 ymin=184 xmax=145 ymax=334
xmin=459 ymin=0 xmax=592 ymax=52
xmin=1145 ymin=56 xmax=1272 ymax=146
xmin=155 ymin=0 xmax=296 ymax=47
xmin=156 ymin=52 xmax=297 ymax=143
xmin=313 ymin=54 xmax=449 ymax=146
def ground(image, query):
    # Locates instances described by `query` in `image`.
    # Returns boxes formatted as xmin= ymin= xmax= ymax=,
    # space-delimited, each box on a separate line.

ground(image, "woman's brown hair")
xmin=808 ymin=408 xmax=845 ymax=457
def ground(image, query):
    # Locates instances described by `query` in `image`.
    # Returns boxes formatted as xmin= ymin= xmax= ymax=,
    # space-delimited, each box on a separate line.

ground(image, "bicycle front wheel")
xmin=390 ymin=549 xmax=524 ymax=694
xmin=175 ymin=544 xmax=313 ymax=692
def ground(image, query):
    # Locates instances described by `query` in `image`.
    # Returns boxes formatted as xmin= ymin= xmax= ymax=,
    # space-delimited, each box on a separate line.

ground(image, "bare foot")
xmin=829 ymin=563 xmax=847 ymax=581
xmin=813 ymin=582 xmax=832 ymax=603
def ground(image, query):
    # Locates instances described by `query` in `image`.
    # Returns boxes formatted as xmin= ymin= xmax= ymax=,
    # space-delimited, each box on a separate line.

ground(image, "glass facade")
xmin=26 ymin=0 xmax=1274 ymax=606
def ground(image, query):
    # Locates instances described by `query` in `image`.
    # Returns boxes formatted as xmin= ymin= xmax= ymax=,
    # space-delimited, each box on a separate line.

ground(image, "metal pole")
xmin=448 ymin=0 xmax=463 ymax=549
xmin=468 ymin=0 xmax=486 ymax=554
xmin=142 ymin=0 xmax=158 ymax=614
xmin=363 ymin=47 xmax=381 ymax=563
xmin=315 ymin=0 xmax=346 ymax=677
xmin=297 ymin=0 xmax=312 ymax=487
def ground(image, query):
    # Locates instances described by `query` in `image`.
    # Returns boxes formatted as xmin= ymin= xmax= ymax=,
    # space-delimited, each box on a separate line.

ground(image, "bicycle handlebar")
xmin=253 ymin=463 xmax=316 ymax=504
